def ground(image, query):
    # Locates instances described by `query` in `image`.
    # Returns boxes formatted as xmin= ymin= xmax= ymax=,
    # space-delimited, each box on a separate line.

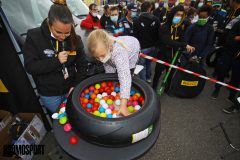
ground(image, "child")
xmin=87 ymin=29 xmax=140 ymax=116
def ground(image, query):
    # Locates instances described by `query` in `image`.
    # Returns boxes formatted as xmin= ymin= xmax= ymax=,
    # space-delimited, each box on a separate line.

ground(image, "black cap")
xmin=127 ymin=3 xmax=137 ymax=11
xmin=104 ymin=4 xmax=109 ymax=10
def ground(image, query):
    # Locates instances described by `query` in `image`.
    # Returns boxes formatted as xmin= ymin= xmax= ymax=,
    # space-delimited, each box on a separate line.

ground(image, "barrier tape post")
xmin=139 ymin=53 xmax=240 ymax=92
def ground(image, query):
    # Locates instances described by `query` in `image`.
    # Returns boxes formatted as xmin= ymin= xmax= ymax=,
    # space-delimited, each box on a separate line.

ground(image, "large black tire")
xmin=66 ymin=74 xmax=160 ymax=147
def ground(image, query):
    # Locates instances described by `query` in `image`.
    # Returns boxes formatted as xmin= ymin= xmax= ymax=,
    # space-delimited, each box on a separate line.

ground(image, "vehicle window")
xmin=1 ymin=0 xmax=52 ymax=36
xmin=67 ymin=0 xmax=89 ymax=17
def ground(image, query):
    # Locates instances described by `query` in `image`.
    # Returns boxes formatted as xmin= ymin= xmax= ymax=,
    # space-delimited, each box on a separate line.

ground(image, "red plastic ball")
xmin=109 ymin=95 xmax=115 ymax=101
xmin=93 ymin=102 xmax=100 ymax=108
xmin=82 ymin=103 xmax=87 ymax=108
xmin=69 ymin=136 xmax=78 ymax=145
xmin=139 ymin=96 xmax=144 ymax=102
xmin=110 ymin=86 xmax=115 ymax=91
xmin=89 ymin=99 xmax=94 ymax=104
xmin=107 ymin=82 xmax=113 ymax=87
xmin=115 ymin=83 xmax=120 ymax=87
xmin=99 ymin=88 xmax=104 ymax=93
xmin=84 ymin=89 xmax=89 ymax=94
xmin=92 ymin=106 xmax=98 ymax=111
xmin=132 ymin=95 xmax=139 ymax=101
xmin=106 ymin=89 xmax=112 ymax=95
xmin=104 ymin=87 xmax=109 ymax=92
xmin=86 ymin=108 xmax=92 ymax=113
xmin=59 ymin=103 xmax=66 ymax=108
xmin=101 ymin=82 xmax=107 ymax=88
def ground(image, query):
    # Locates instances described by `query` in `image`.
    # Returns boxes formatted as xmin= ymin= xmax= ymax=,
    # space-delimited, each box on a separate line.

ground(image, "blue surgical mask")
xmin=172 ymin=16 xmax=182 ymax=24
xmin=110 ymin=16 xmax=118 ymax=22
xmin=131 ymin=11 xmax=137 ymax=18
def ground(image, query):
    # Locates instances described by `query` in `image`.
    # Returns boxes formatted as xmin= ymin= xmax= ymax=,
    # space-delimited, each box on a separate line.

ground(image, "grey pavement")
xmin=33 ymin=67 xmax=240 ymax=160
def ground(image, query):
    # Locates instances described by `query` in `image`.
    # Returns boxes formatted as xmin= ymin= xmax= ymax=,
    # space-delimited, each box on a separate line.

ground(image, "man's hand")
xmin=93 ymin=26 xmax=99 ymax=29
xmin=234 ymin=36 xmax=240 ymax=41
xmin=58 ymin=51 xmax=69 ymax=64
xmin=186 ymin=45 xmax=195 ymax=54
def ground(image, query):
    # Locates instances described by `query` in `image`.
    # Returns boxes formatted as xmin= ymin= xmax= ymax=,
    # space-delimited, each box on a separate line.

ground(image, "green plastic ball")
xmin=93 ymin=111 xmax=101 ymax=116
xmin=107 ymin=99 xmax=113 ymax=105
xmin=100 ymin=113 xmax=107 ymax=118
xmin=128 ymin=106 xmax=134 ymax=113
xmin=94 ymin=98 xmax=100 ymax=103
xmin=59 ymin=116 xmax=67 ymax=125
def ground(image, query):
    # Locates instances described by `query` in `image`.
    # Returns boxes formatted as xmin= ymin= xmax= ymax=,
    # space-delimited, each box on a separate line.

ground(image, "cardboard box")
xmin=0 ymin=113 xmax=47 ymax=160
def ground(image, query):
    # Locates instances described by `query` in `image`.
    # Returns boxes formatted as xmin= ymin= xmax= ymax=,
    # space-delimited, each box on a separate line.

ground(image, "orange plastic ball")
xmin=82 ymin=98 xmax=89 ymax=104
xmin=103 ymin=96 xmax=108 ymax=101
xmin=94 ymin=89 xmax=99 ymax=94
xmin=90 ymin=94 xmax=96 ymax=99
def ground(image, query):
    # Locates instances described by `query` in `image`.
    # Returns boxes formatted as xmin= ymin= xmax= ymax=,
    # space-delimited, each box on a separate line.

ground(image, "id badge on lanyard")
xmin=55 ymin=41 xmax=69 ymax=79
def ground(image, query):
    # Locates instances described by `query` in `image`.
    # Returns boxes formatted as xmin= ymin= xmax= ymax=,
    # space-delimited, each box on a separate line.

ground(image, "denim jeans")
xmin=139 ymin=47 xmax=155 ymax=81
xmin=40 ymin=94 xmax=67 ymax=113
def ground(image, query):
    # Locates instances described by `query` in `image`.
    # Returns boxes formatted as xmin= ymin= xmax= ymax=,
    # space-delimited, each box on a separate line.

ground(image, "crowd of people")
xmin=80 ymin=0 xmax=240 ymax=114
xmin=23 ymin=0 xmax=240 ymax=116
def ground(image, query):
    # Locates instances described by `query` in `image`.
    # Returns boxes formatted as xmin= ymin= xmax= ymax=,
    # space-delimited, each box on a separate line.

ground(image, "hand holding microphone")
xmin=58 ymin=51 xmax=69 ymax=64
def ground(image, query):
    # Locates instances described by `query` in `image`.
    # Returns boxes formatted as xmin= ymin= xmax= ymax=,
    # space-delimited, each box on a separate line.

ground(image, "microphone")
xmin=62 ymin=41 xmax=68 ymax=79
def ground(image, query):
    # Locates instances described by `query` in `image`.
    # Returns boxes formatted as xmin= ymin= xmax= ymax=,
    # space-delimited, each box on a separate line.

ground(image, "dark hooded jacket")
xmin=156 ymin=5 xmax=187 ymax=60
xmin=133 ymin=12 xmax=160 ymax=49
xmin=23 ymin=19 xmax=89 ymax=96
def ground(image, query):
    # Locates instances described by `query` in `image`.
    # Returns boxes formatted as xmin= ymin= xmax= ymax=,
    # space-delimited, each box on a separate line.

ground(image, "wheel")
xmin=206 ymin=47 xmax=222 ymax=68
xmin=66 ymin=73 xmax=160 ymax=147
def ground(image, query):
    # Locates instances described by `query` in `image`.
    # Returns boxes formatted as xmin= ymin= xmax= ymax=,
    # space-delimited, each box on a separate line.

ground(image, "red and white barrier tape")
xmin=140 ymin=53 xmax=240 ymax=92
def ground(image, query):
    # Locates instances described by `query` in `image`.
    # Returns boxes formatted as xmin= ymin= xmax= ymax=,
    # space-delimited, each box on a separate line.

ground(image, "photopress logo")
xmin=3 ymin=141 xmax=44 ymax=156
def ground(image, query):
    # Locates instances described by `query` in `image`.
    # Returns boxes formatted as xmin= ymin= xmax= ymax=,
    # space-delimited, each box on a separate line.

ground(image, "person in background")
xmin=166 ymin=0 xmax=177 ymax=19
xmin=119 ymin=3 xmax=138 ymax=36
xmin=183 ymin=7 xmax=197 ymax=30
xmin=118 ymin=1 xmax=126 ymax=19
xmin=133 ymin=2 xmax=159 ymax=82
xmin=87 ymin=29 xmax=140 ymax=116
xmin=152 ymin=5 xmax=195 ymax=91
xmin=179 ymin=0 xmax=185 ymax=6
xmin=100 ymin=5 xmax=111 ymax=29
xmin=206 ymin=0 xmax=213 ymax=6
xmin=184 ymin=5 xmax=214 ymax=64
xmin=153 ymin=0 xmax=167 ymax=24
xmin=23 ymin=0 xmax=89 ymax=113
xmin=106 ymin=6 xmax=125 ymax=37
xmin=195 ymin=0 xmax=205 ymax=8
xmin=80 ymin=3 xmax=102 ymax=29
xmin=150 ymin=2 xmax=156 ymax=13
xmin=225 ymin=0 xmax=240 ymax=25
xmin=183 ymin=0 xmax=192 ymax=11
xmin=190 ymin=0 xmax=197 ymax=8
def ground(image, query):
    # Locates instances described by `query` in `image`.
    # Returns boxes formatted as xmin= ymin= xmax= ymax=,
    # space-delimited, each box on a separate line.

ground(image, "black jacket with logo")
xmin=23 ymin=19 xmax=89 ymax=96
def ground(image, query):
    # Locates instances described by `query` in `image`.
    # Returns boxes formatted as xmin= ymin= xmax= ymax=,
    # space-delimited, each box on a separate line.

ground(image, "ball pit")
xmin=79 ymin=81 xmax=145 ymax=118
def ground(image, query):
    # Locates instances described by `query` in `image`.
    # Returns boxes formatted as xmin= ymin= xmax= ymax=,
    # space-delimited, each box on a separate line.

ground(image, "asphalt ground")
xmin=33 ymin=65 xmax=240 ymax=160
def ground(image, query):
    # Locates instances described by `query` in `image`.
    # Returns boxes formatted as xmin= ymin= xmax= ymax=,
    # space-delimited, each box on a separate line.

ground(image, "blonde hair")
xmin=87 ymin=29 xmax=128 ymax=56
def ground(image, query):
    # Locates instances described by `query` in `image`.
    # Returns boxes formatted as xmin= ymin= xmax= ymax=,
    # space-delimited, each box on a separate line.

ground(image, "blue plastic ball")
xmin=84 ymin=94 xmax=90 ymax=99
xmin=114 ymin=87 xmax=120 ymax=92
xmin=99 ymin=107 xmax=105 ymax=113
xmin=58 ymin=113 xmax=66 ymax=119
xmin=86 ymin=103 xmax=92 ymax=108
xmin=89 ymin=91 xmax=93 ymax=95
xmin=107 ymin=114 xmax=113 ymax=118
xmin=130 ymin=90 xmax=136 ymax=96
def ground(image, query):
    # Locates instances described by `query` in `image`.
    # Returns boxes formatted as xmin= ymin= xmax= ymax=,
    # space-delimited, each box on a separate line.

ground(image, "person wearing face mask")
xmin=100 ymin=5 xmax=111 ymax=29
xmin=133 ymin=2 xmax=160 ymax=82
xmin=23 ymin=0 xmax=89 ymax=113
xmin=80 ymin=3 xmax=102 ymax=30
xmin=153 ymin=0 xmax=167 ymax=24
xmin=87 ymin=29 xmax=140 ymax=116
xmin=152 ymin=5 xmax=195 ymax=91
xmin=119 ymin=3 xmax=138 ymax=36
xmin=184 ymin=5 xmax=214 ymax=63
xmin=106 ymin=6 xmax=125 ymax=37
xmin=183 ymin=7 xmax=197 ymax=31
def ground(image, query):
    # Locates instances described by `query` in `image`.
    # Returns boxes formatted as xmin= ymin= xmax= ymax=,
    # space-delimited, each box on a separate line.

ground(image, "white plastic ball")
xmin=105 ymin=109 xmax=112 ymax=114
xmin=52 ymin=113 xmax=59 ymax=119
xmin=115 ymin=99 xmax=121 ymax=106
xmin=112 ymin=113 xmax=117 ymax=118
xmin=60 ymin=107 xmax=66 ymax=113
xmin=111 ymin=92 xmax=117 ymax=96
xmin=100 ymin=99 xmax=106 ymax=105
xmin=102 ymin=103 xmax=109 ymax=109
xmin=97 ymin=94 xmax=102 ymax=99
xmin=134 ymin=105 xmax=141 ymax=110
xmin=102 ymin=92 xmax=108 ymax=97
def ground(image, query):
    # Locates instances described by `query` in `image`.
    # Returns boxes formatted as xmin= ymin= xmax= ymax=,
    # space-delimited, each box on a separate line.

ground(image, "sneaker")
xmin=147 ymin=79 xmax=152 ymax=83
xmin=226 ymin=96 xmax=235 ymax=103
xmin=222 ymin=106 xmax=239 ymax=114
xmin=211 ymin=89 xmax=220 ymax=99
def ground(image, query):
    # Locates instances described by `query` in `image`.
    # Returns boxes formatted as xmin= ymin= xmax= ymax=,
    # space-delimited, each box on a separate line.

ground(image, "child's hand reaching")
xmin=117 ymin=98 xmax=131 ymax=116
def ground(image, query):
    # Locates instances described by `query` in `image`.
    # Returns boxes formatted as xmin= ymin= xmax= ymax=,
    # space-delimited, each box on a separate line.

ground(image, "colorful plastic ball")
xmin=89 ymin=99 xmax=94 ymax=104
xmin=100 ymin=113 xmax=107 ymax=118
xmin=90 ymin=94 xmax=96 ymax=99
xmin=103 ymin=96 xmax=108 ymax=101
xmin=84 ymin=94 xmax=90 ymax=99
xmin=80 ymin=92 xmax=85 ymax=97
xmin=106 ymin=89 xmax=112 ymax=95
xmin=87 ymin=103 xmax=93 ymax=108
xmin=95 ymin=84 xmax=101 ymax=89
xmin=105 ymin=108 xmax=112 ymax=114
xmin=59 ymin=116 xmax=67 ymax=125
xmin=84 ymin=89 xmax=89 ymax=94
xmin=102 ymin=92 xmax=108 ymax=97
xmin=82 ymin=98 xmax=89 ymax=104
xmin=52 ymin=113 xmax=59 ymax=119
xmin=102 ymin=103 xmax=108 ymax=109
xmin=99 ymin=107 xmax=105 ymax=113
xmin=134 ymin=105 xmax=141 ymax=110
xmin=92 ymin=106 xmax=98 ymax=111
xmin=128 ymin=106 xmax=134 ymax=113
xmin=132 ymin=95 xmax=139 ymax=101
xmin=112 ymin=113 xmax=118 ymax=118
xmin=107 ymin=99 xmax=113 ymax=105
xmin=111 ymin=92 xmax=117 ymax=96
xmin=127 ymin=101 xmax=132 ymax=106
xmin=107 ymin=114 xmax=113 ymax=118
xmin=112 ymin=110 xmax=118 ymax=115
xmin=60 ymin=107 xmax=66 ymax=113
xmin=109 ymin=95 xmax=115 ymax=101
xmin=139 ymin=96 xmax=144 ymax=102
xmin=108 ymin=105 xmax=115 ymax=110
xmin=59 ymin=103 xmax=66 ymax=108
xmin=115 ymin=99 xmax=121 ymax=106
xmin=132 ymin=101 xmax=139 ymax=106
xmin=94 ymin=89 xmax=99 ymax=94
xmin=89 ymin=86 xmax=95 ymax=91
xmin=135 ymin=93 xmax=141 ymax=97
xmin=114 ymin=87 xmax=120 ymax=92
xmin=86 ymin=108 xmax=92 ymax=113
xmin=130 ymin=90 xmax=136 ymax=96
xmin=94 ymin=98 xmax=100 ymax=103
xmin=93 ymin=111 xmax=101 ymax=116
xmin=99 ymin=88 xmax=104 ymax=93
xmin=93 ymin=102 xmax=100 ymax=108
xmin=107 ymin=82 xmax=113 ymax=87
xmin=82 ymin=103 xmax=87 ymax=108
xmin=100 ymin=99 xmax=106 ymax=105
xmin=64 ymin=123 xmax=72 ymax=132
xmin=69 ymin=136 xmax=78 ymax=145
xmin=97 ymin=94 xmax=102 ymax=99
xmin=89 ymin=91 xmax=93 ymax=96
xmin=104 ymin=87 xmax=109 ymax=92
xmin=101 ymin=82 xmax=107 ymax=88
xmin=58 ymin=113 xmax=66 ymax=119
